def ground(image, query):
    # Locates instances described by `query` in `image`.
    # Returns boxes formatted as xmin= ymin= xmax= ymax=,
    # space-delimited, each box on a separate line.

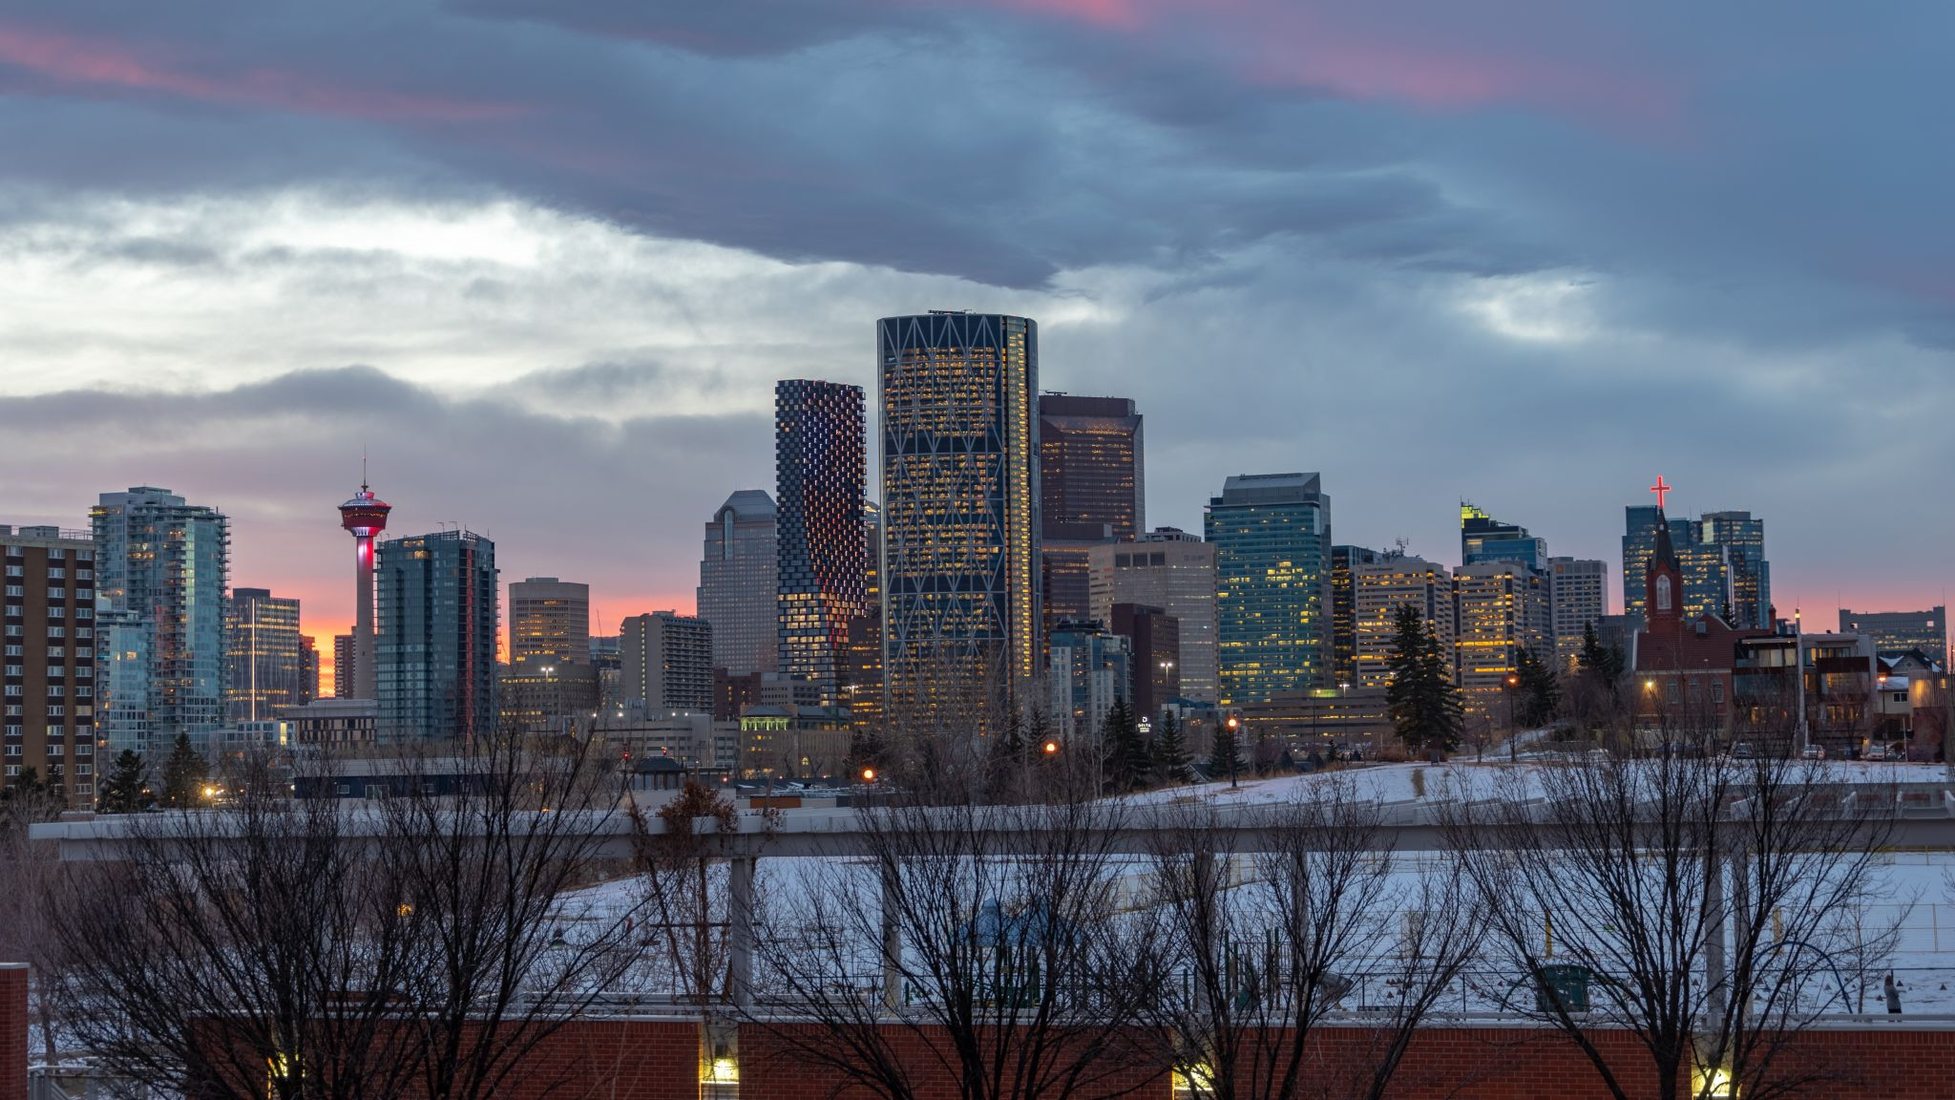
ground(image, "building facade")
xmin=224 ymin=587 xmax=305 ymax=722
xmin=1047 ymin=620 xmax=1132 ymax=740
xmin=1087 ymin=527 xmax=1219 ymax=703
xmin=1206 ymin=473 xmax=1331 ymax=707
xmin=1453 ymin=560 xmax=1551 ymax=721
xmin=620 ymin=611 xmax=714 ymax=714
xmin=1329 ymin=545 xmax=1381 ymax=688
xmin=332 ymin=633 xmax=356 ymax=699
xmin=775 ymin=380 xmax=869 ymax=700
xmin=1840 ymin=606 xmax=1947 ymax=660
xmin=1699 ymin=511 xmax=1770 ymax=629
xmin=1111 ymin=602 xmax=1179 ymax=720
xmin=374 ymin=530 xmax=498 ymax=741
xmin=1548 ymin=557 xmax=1608 ymax=672
xmin=1 ymin=525 xmax=97 ymax=805
xmin=878 ymin=312 xmax=1041 ymax=724
xmin=1460 ymin=503 xmax=1547 ymax=570
xmin=838 ymin=502 xmax=884 ymax=731
xmin=1351 ymin=556 xmax=1455 ymax=692
xmin=698 ymin=491 xmax=779 ymax=677
xmin=509 ymin=577 xmax=591 ymax=669
xmin=1039 ymin=395 xmax=1142 ymax=633
xmin=91 ymin=487 xmax=228 ymax=758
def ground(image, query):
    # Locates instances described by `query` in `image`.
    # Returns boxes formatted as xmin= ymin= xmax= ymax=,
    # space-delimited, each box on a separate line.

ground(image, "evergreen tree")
xmin=160 ymin=733 xmax=209 ymax=808
xmin=1152 ymin=710 xmax=1191 ymax=785
xmin=97 ymin=750 xmax=154 ymax=813
xmin=1514 ymin=646 xmax=1562 ymax=729
xmin=1100 ymin=697 xmax=1147 ymax=792
xmin=1 ymin=765 xmax=48 ymax=804
xmin=1576 ymin=621 xmax=1627 ymax=699
xmin=1206 ymin=718 xmax=1243 ymax=785
xmin=1386 ymin=604 xmax=1464 ymax=757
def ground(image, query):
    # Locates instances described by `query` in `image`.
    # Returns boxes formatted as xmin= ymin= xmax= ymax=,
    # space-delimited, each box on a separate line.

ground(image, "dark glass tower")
xmin=1038 ymin=394 xmax=1143 ymax=631
xmin=1206 ymin=472 xmax=1332 ymax=706
xmin=775 ymin=379 xmax=869 ymax=700
xmin=878 ymin=311 xmax=1040 ymax=726
xmin=375 ymin=529 xmax=498 ymax=741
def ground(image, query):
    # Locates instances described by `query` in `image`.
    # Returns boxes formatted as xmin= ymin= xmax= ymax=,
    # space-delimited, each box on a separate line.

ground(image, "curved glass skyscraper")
xmin=775 ymin=379 xmax=868 ymax=700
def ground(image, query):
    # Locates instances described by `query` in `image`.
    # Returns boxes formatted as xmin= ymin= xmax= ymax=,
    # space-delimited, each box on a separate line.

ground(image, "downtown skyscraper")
xmin=1038 ymin=394 xmax=1143 ymax=629
xmin=2 ymin=524 xmax=97 ymax=805
xmin=1206 ymin=473 xmax=1331 ymax=707
xmin=698 ymin=490 xmax=778 ymax=677
xmin=375 ymin=529 xmax=497 ymax=741
xmin=774 ymin=379 xmax=868 ymax=701
xmin=92 ymin=487 xmax=229 ymax=757
xmin=878 ymin=311 xmax=1040 ymax=724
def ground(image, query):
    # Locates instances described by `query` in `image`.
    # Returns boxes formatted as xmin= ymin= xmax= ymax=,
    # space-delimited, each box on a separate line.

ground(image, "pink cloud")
xmin=0 ymin=23 xmax=527 ymax=123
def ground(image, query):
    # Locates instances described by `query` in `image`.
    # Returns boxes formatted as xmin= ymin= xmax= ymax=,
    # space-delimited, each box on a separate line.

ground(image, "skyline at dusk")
xmin=3 ymin=2 xmax=1950 ymax=687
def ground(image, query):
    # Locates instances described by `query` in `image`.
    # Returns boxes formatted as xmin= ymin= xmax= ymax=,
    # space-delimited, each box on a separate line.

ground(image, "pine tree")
xmin=1514 ymin=646 xmax=1562 ymax=729
xmin=1387 ymin=604 xmax=1464 ymax=757
xmin=1152 ymin=710 xmax=1190 ymax=785
xmin=1206 ymin=719 xmax=1243 ymax=785
xmin=1577 ymin=621 xmax=1626 ymax=699
xmin=1100 ymin=697 xmax=1147 ymax=793
xmin=160 ymin=733 xmax=209 ymax=808
xmin=97 ymin=750 xmax=155 ymax=813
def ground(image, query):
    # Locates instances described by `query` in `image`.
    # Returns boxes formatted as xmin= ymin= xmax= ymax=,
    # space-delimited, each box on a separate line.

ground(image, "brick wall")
xmin=0 ymin=964 xmax=24 ymax=1100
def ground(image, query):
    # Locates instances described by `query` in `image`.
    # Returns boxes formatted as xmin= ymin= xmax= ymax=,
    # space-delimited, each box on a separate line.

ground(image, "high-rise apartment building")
xmin=1453 ymin=560 xmax=1551 ymax=720
xmin=1351 ymin=556 xmax=1454 ymax=692
xmin=878 ymin=311 xmax=1041 ymax=723
xmin=1839 ymin=607 xmax=1947 ymax=659
xmin=1039 ymin=395 xmax=1143 ymax=631
xmin=1086 ymin=528 xmax=1219 ymax=703
xmin=224 ymin=587 xmax=305 ymax=722
xmin=1461 ymin=503 xmax=1547 ymax=570
xmin=698 ymin=490 xmax=778 ymax=677
xmin=1548 ymin=558 xmax=1608 ymax=672
xmin=1 ymin=525 xmax=97 ymax=805
xmin=775 ymin=380 xmax=869 ymax=699
xmin=1206 ymin=473 xmax=1332 ymax=707
xmin=1047 ymin=620 xmax=1132 ymax=739
xmin=332 ymin=633 xmax=356 ymax=699
xmin=1330 ymin=545 xmax=1382 ymax=687
xmin=375 ymin=530 xmax=498 ymax=741
xmin=92 ymin=487 xmax=229 ymax=757
xmin=620 ymin=611 xmax=714 ymax=714
xmin=1699 ymin=511 xmax=1770 ymax=628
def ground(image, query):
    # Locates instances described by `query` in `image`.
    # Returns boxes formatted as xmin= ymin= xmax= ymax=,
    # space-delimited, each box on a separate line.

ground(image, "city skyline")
xmin=2 ymin=6 xmax=1949 ymax=685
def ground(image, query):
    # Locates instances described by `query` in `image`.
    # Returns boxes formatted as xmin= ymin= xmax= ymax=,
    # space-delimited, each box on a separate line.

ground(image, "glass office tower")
xmin=775 ymin=379 xmax=869 ymax=700
xmin=878 ymin=311 xmax=1040 ymax=726
xmin=1206 ymin=472 xmax=1332 ymax=707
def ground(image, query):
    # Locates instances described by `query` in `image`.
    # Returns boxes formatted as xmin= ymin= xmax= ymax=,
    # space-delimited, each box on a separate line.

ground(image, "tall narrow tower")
xmin=338 ymin=478 xmax=391 ymax=700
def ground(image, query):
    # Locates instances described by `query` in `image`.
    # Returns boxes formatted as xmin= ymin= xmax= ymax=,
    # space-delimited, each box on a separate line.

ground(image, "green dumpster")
xmin=1534 ymin=964 xmax=1592 ymax=1013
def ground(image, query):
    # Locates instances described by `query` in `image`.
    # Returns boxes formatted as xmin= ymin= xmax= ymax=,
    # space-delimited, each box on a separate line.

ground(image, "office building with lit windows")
xmin=1039 ymin=395 xmax=1143 ymax=629
xmin=1087 ymin=528 xmax=1218 ymax=703
xmin=224 ymin=587 xmax=305 ymax=722
xmin=504 ymin=577 xmax=595 ymax=732
xmin=375 ymin=530 xmax=498 ymax=741
xmin=1699 ymin=511 xmax=1770 ymax=628
xmin=1 ymin=525 xmax=97 ymax=806
xmin=775 ymin=380 xmax=869 ymax=700
xmin=1047 ymin=619 xmax=1132 ymax=740
xmin=838 ymin=502 xmax=884 ymax=730
xmin=878 ymin=312 xmax=1041 ymax=724
xmin=1453 ymin=560 xmax=1551 ymax=721
xmin=1206 ymin=473 xmax=1332 ymax=706
xmin=698 ymin=491 xmax=778 ymax=677
xmin=1461 ymin=503 xmax=1548 ymax=570
xmin=1840 ymin=606 xmax=1947 ymax=660
xmin=1624 ymin=505 xmax=1764 ymax=626
xmin=92 ymin=487 xmax=229 ymax=758
xmin=1351 ymin=556 xmax=1455 ymax=692
xmin=1548 ymin=557 xmax=1608 ymax=672
xmin=1330 ymin=545 xmax=1381 ymax=686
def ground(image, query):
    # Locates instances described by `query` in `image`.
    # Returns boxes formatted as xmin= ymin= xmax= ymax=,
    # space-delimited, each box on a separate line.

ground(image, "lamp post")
xmin=1505 ymin=673 xmax=1521 ymax=763
xmin=1225 ymin=714 xmax=1240 ymax=789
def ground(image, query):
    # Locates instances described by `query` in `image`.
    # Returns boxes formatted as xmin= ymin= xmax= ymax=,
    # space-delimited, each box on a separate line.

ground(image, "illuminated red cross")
xmin=1649 ymin=474 xmax=1672 ymax=510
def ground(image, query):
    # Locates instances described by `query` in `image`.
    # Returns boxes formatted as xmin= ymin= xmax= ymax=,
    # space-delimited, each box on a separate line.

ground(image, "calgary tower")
xmin=337 ymin=473 xmax=392 ymax=700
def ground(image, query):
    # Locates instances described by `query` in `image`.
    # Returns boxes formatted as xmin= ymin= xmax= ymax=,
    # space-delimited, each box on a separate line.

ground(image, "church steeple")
xmin=1646 ymin=498 xmax=1684 ymax=625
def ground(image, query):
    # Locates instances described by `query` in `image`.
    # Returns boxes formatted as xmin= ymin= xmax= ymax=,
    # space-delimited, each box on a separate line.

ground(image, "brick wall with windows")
xmin=0 ymin=528 xmax=95 ymax=807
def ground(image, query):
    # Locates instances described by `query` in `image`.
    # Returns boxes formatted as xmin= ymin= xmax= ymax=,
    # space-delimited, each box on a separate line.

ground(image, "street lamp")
xmin=1225 ymin=714 xmax=1240 ymax=789
xmin=1505 ymin=673 xmax=1521 ymax=763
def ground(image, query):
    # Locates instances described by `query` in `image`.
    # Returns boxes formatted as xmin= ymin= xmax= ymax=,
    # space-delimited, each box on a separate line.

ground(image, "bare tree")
xmin=1138 ymin=782 xmax=1482 ymax=1100
xmin=752 ymin=794 xmax=1159 ymax=1100
xmin=52 ymin=750 xmax=427 ymax=1100
xmin=373 ymin=731 xmax=646 ymax=1100
xmin=1448 ymin=723 xmax=1899 ymax=1100
xmin=0 ymin=780 xmax=79 ymax=1068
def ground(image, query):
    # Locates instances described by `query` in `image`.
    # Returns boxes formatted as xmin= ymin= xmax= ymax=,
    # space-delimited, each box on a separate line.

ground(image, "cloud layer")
xmin=2 ymin=0 xmax=1951 ymax=669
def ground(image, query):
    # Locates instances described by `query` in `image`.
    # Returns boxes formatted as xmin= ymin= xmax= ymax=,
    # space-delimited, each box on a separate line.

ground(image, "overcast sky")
xmin=1 ymin=1 xmax=1949 ymax=680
